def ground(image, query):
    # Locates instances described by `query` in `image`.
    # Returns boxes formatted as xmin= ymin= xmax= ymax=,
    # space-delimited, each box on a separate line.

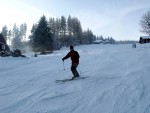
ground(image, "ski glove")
xmin=62 ymin=58 xmax=65 ymax=61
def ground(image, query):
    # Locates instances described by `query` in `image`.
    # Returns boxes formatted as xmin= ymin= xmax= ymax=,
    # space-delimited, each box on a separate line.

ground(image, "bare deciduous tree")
xmin=140 ymin=10 xmax=150 ymax=35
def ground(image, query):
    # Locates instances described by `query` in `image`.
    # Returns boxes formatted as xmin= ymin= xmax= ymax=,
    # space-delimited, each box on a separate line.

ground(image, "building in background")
xmin=0 ymin=33 xmax=10 ymax=52
xmin=139 ymin=36 xmax=150 ymax=44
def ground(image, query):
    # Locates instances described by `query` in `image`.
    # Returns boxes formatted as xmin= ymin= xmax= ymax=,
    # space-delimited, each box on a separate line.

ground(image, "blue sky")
xmin=0 ymin=0 xmax=150 ymax=40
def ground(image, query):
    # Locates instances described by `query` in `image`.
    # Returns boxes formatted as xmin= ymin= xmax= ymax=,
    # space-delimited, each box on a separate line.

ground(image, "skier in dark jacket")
xmin=62 ymin=45 xmax=80 ymax=79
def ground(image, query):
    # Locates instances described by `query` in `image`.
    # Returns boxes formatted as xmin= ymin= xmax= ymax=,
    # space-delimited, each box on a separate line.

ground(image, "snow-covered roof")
xmin=140 ymin=36 xmax=150 ymax=39
xmin=93 ymin=40 xmax=102 ymax=43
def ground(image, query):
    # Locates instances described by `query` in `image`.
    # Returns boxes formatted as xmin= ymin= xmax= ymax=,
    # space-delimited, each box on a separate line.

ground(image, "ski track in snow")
xmin=0 ymin=44 xmax=150 ymax=113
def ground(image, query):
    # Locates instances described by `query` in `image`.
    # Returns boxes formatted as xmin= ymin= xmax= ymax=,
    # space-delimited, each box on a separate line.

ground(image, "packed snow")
xmin=0 ymin=43 xmax=150 ymax=113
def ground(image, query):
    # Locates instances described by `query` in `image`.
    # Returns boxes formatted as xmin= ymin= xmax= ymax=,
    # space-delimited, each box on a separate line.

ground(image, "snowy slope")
xmin=0 ymin=44 xmax=150 ymax=113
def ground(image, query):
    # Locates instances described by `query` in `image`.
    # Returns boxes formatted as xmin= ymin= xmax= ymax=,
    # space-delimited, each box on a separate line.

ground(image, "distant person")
xmin=62 ymin=45 xmax=80 ymax=79
xmin=132 ymin=43 xmax=136 ymax=48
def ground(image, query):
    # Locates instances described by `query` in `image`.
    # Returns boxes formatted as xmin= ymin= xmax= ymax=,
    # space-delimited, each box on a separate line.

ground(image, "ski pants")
xmin=71 ymin=63 xmax=79 ymax=77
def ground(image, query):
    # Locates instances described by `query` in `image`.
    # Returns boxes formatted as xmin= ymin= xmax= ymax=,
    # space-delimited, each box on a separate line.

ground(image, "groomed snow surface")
xmin=0 ymin=44 xmax=150 ymax=113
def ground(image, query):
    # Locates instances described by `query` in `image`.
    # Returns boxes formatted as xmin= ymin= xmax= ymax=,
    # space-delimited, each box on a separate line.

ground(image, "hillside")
xmin=0 ymin=44 xmax=150 ymax=113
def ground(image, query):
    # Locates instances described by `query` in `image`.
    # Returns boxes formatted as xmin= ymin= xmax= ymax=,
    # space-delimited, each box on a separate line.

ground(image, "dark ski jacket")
xmin=63 ymin=50 xmax=80 ymax=64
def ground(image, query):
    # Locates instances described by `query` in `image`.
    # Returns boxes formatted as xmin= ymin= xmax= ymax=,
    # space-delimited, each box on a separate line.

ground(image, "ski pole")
xmin=63 ymin=61 xmax=65 ymax=70
xmin=78 ymin=65 xmax=83 ymax=76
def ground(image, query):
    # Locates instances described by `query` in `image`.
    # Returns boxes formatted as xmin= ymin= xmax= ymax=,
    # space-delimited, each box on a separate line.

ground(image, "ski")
xmin=55 ymin=76 xmax=88 ymax=83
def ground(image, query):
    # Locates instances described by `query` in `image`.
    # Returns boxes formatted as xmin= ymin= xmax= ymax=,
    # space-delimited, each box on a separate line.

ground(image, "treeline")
xmin=96 ymin=35 xmax=116 ymax=44
xmin=1 ymin=23 xmax=27 ymax=51
xmin=2 ymin=8 xmax=149 ymax=53
xmin=116 ymin=40 xmax=138 ymax=44
xmin=1 ymin=15 xmax=98 ymax=52
xmin=29 ymin=15 xmax=96 ymax=52
xmin=95 ymin=36 xmax=137 ymax=44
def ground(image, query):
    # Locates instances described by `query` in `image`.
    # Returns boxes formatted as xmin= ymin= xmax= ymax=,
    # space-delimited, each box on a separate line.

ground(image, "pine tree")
xmin=29 ymin=24 xmax=36 ymax=45
xmin=20 ymin=23 xmax=27 ymax=41
xmin=81 ymin=29 xmax=95 ymax=44
xmin=67 ymin=17 xmax=82 ymax=45
xmin=67 ymin=15 xmax=73 ymax=36
xmin=60 ymin=16 xmax=67 ymax=46
xmin=109 ymin=37 xmax=116 ymax=44
xmin=55 ymin=18 xmax=61 ymax=38
xmin=32 ymin=15 xmax=53 ymax=52
xmin=60 ymin=16 xmax=67 ymax=35
xmin=12 ymin=24 xmax=23 ymax=50
xmin=7 ymin=30 xmax=12 ymax=46
xmin=49 ymin=18 xmax=61 ymax=50
xmin=67 ymin=15 xmax=74 ymax=46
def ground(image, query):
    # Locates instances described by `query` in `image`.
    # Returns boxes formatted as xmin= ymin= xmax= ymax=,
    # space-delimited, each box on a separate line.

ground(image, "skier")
xmin=132 ymin=43 xmax=136 ymax=48
xmin=62 ymin=45 xmax=80 ymax=79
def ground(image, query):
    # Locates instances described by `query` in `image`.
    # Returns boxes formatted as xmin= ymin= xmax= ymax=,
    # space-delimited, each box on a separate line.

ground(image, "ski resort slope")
xmin=0 ymin=44 xmax=150 ymax=113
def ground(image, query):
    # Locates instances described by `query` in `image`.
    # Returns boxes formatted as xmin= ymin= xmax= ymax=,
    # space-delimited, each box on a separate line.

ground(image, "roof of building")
xmin=140 ymin=36 xmax=150 ymax=39
xmin=93 ymin=40 xmax=102 ymax=43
